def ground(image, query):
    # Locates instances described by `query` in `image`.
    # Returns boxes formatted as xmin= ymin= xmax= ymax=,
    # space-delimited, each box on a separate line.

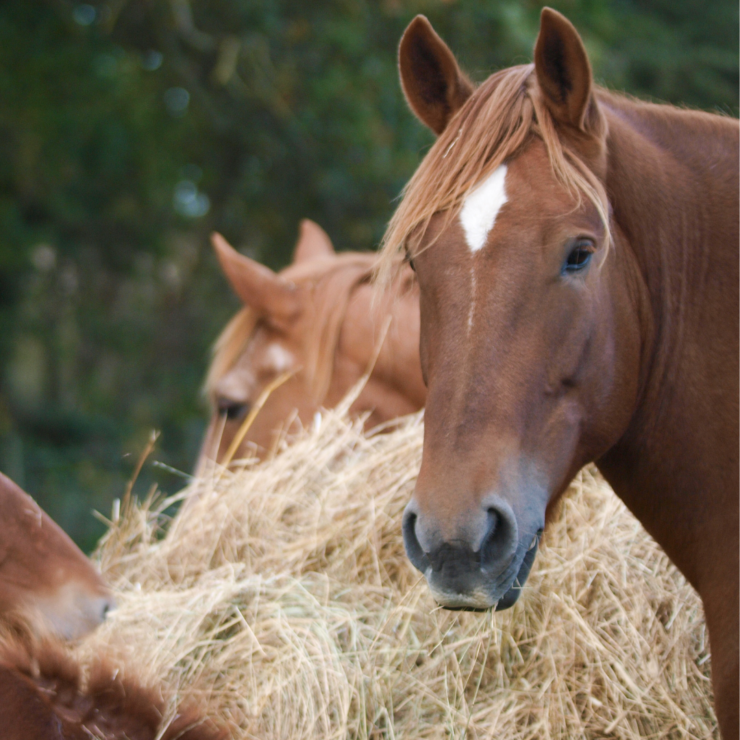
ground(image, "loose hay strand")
xmin=80 ymin=405 xmax=716 ymax=739
xmin=221 ymin=370 xmax=298 ymax=469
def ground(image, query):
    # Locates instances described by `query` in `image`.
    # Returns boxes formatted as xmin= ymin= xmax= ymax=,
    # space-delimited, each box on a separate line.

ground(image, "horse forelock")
xmin=377 ymin=63 xmax=611 ymax=282
xmin=205 ymin=253 xmax=378 ymax=403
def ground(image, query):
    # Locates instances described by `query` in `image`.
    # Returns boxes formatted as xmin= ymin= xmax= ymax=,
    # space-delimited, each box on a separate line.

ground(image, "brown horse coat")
xmin=0 ymin=471 xmax=113 ymax=640
xmin=0 ymin=636 xmax=226 ymax=739
xmin=382 ymin=9 xmax=738 ymax=736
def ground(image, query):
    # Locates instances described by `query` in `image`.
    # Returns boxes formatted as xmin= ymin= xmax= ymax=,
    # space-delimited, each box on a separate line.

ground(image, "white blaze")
xmin=467 ymin=270 xmax=477 ymax=332
xmin=266 ymin=343 xmax=294 ymax=373
xmin=459 ymin=164 xmax=508 ymax=253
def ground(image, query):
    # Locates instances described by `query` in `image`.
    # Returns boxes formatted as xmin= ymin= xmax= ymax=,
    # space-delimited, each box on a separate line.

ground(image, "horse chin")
xmin=493 ymin=536 xmax=539 ymax=611
xmin=430 ymin=536 xmax=541 ymax=613
xmin=428 ymin=582 xmax=497 ymax=611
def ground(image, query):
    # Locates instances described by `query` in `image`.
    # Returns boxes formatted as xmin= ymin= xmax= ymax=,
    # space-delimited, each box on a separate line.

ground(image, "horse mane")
xmin=205 ymin=252 xmax=378 ymax=405
xmin=0 ymin=633 xmax=226 ymax=739
xmin=377 ymin=64 xmax=610 ymax=281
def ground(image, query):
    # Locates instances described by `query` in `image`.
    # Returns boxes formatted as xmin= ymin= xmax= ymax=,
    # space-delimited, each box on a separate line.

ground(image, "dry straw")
xmin=77 ymin=399 xmax=716 ymax=739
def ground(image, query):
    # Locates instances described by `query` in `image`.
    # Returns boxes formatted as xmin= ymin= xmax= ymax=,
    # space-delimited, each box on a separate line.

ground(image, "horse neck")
xmin=596 ymin=95 xmax=739 ymax=593
xmin=376 ymin=279 xmax=425 ymax=406
xmin=339 ymin=276 xmax=425 ymax=416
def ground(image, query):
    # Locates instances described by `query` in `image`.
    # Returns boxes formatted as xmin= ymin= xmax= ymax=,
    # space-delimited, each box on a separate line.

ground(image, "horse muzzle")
xmin=402 ymin=495 xmax=543 ymax=610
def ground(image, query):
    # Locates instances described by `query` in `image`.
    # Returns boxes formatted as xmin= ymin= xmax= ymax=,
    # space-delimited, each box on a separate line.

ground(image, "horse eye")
xmin=217 ymin=399 xmax=250 ymax=421
xmin=405 ymin=254 xmax=416 ymax=272
xmin=563 ymin=242 xmax=594 ymax=274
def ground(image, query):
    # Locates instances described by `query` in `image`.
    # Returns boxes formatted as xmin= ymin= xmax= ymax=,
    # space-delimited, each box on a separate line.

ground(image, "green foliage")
xmin=0 ymin=0 xmax=736 ymax=551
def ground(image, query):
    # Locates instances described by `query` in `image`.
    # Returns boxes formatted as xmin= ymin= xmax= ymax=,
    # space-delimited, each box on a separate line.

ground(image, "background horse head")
xmin=381 ymin=9 xmax=738 ymax=735
xmin=0 ymin=472 xmax=113 ymax=639
xmin=198 ymin=220 xmax=425 ymax=467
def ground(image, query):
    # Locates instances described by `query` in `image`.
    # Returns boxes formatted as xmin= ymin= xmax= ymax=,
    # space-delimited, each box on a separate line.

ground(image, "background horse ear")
xmin=534 ymin=8 xmax=598 ymax=132
xmin=211 ymin=232 xmax=302 ymax=325
xmin=292 ymin=219 xmax=335 ymax=264
xmin=398 ymin=15 xmax=473 ymax=136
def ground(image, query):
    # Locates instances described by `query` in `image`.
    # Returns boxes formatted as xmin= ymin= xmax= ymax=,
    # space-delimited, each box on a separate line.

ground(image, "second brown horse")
xmin=198 ymin=220 xmax=425 ymax=467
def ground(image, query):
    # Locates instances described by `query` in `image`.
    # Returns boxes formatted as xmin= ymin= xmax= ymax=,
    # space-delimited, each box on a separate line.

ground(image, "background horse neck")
xmin=375 ymin=276 xmax=426 ymax=411
xmin=330 ymin=271 xmax=425 ymax=424
xmin=595 ymin=93 xmax=738 ymax=613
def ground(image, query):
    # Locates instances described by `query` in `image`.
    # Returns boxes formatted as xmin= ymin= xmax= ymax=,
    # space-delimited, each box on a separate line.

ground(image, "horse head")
xmin=198 ymin=220 xmax=424 ymax=467
xmin=389 ymin=10 xmax=648 ymax=610
xmin=0 ymin=472 xmax=113 ymax=639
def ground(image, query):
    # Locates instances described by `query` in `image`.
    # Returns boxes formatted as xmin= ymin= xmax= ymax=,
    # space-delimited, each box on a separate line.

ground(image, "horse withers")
xmin=197 ymin=219 xmax=424 ymax=468
xmin=381 ymin=9 xmax=738 ymax=736
xmin=0 ymin=472 xmax=113 ymax=639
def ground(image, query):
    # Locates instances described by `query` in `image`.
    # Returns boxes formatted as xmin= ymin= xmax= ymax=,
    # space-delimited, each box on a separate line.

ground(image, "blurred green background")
xmin=0 ymin=0 xmax=736 ymax=552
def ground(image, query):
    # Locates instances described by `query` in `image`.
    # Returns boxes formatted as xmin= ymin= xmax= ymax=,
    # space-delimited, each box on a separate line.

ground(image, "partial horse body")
xmin=0 ymin=472 xmax=113 ymax=640
xmin=0 ymin=636 xmax=225 ymax=739
xmin=198 ymin=220 xmax=424 ymax=468
xmin=382 ymin=9 xmax=737 ymax=736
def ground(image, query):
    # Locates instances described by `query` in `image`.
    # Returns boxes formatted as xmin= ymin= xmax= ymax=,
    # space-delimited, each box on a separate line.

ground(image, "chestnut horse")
xmin=380 ymin=10 xmax=738 ymax=736
xmin=0 ymin=636 xmax=225 ymax=739
xmin=0 ymin=472 xmax=113 ymax=640
xmin=198 ymin=219 xmax=424 ymax=467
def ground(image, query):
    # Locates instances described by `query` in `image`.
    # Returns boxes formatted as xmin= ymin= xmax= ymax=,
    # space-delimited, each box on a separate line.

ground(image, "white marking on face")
xmin=467 ymin=269 xmax=477 ymax=333
xmin=216 ymin=368 xmax=255 ymax=404
xmin=459 ymin=164 xmax=508 ymax=253
xmin=265 ymin=343 xmax=294 ymax=373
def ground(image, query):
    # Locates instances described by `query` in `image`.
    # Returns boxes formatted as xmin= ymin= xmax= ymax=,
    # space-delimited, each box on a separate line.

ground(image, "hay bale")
xmin=78 ymin=405 xmax=716 ymax=739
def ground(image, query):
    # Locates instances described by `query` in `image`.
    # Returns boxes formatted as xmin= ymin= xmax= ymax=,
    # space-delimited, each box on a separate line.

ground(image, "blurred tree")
xmin=0 ymin=0 xmax=736 ymax=550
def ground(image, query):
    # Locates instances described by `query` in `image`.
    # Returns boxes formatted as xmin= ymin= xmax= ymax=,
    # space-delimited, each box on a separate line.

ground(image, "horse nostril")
xmin=485 ymin=508 xmax=500 ymax=541
xmin=100 ymin=598 xmax=116 ymax=621
xmin=479 ymin=502 xmax=518 ymax=571
xmin=402 ymin=506 xmax=430 ymax=574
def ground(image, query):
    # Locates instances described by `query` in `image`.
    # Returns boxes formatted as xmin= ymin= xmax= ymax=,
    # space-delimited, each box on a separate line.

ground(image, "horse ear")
xmin=398 ymin=15 xmax=474 ymax=136
xmin=534 ymin=8 xmax=597 ymax=131
xmin=211 ymin=232 xmax=302 ymax=324
xmin=292 ymin=219 xmax=335 ymax=263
